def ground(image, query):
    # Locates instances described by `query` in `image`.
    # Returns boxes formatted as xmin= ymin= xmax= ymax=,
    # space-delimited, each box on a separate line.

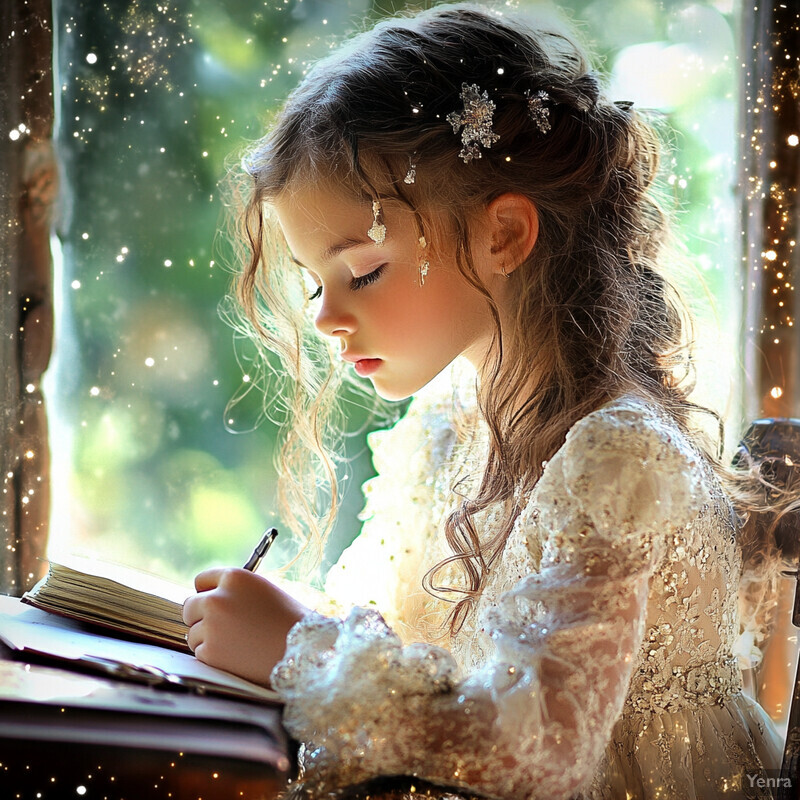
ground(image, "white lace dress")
xmin=271 ymin=379 xmax=784 ymax=799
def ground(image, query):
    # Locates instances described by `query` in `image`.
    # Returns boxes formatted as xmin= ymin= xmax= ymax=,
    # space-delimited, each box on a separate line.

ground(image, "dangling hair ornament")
xmin=525 ymin=89 xmax=552 ymax=134
xmin=446 ymin=83 xmax=499 ymax=163
xmin=404 ymin=155 xmax=417 ymax=184
xmin=367 ymin=200 xmax=386 ymax=246
xmin=418 ymin=236 xmax=429 ymax=286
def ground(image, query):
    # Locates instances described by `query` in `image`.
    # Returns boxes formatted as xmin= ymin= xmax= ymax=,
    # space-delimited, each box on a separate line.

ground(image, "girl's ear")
xmin=485 ymin=193 xmax=539 ymax=276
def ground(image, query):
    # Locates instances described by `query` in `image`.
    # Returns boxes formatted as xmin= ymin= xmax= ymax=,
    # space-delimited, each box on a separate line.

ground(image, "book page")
xmin=0 ymin=596 xmax=279 ymax=704
xmin=47 ymin=556 xmax=192 ymax=605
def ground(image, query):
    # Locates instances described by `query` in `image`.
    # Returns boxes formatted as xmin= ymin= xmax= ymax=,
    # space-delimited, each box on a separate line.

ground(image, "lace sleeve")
xmin=271 ymin=401 xmax=705 ymax=800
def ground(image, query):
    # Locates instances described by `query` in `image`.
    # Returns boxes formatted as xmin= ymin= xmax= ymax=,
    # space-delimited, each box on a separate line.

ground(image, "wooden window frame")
xmin=737 ymin=1 xmax=800 ymax=724
xmin=1 ymin=0 xmax=54 ymax=595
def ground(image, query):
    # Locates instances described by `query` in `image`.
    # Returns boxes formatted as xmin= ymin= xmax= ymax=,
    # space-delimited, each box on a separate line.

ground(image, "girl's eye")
xmin=302 ymin=270 xmax=322 ymax=300
xmin=350 ymin=264 xmax=387 ymax=291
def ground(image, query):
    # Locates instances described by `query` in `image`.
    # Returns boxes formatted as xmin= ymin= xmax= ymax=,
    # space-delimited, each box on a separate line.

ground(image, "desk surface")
xmin=0 ymin=597 xmax=293 ymax=800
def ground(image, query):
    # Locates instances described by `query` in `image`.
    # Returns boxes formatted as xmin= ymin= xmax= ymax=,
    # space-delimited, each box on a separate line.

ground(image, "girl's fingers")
xmin=180 ymin=567 xmax=307 ymax=684
xmin=185 ymin=620 xmax=203 ymax=653
xmin=184 ymin=567 xmax=248 ymax=636
xmin=194 ymin=567 xmax=226 ymax=592
xmin=184 ymin=568 xmax=238 ymax=626
xmin=182 ymin=592 xmax=203 ymax=626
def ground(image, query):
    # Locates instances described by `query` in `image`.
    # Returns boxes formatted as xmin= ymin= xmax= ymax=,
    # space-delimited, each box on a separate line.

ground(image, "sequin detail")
xmin=446 ymin=83 xmax=500 ymax=163
xmin=274 ymin=386 xmax=783 ymax=799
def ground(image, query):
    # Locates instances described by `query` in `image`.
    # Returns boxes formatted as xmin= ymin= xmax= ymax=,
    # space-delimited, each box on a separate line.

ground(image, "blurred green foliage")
xmin=47 ymin=0 xmax=740 ymax=585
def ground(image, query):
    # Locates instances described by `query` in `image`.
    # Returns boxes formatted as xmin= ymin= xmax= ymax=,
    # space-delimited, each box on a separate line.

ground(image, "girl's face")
xmin=274 ymin=184 xmax=498 ymax=401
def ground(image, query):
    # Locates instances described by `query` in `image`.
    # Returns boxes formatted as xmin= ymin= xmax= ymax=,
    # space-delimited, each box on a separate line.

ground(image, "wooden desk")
xmin=0 ymin=602 xmax=294 ymax=800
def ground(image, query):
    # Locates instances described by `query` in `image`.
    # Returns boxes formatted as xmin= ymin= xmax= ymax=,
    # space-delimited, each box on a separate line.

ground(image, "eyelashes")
xmin=307 ymin=264 xmax=387 ymax=299
xmin=350 ymin=263 xmax=387 ymax=290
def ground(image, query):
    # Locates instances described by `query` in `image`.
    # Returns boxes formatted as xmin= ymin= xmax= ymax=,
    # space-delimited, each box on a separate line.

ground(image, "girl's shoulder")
xmin=536 ymin=394 xmax=710 ymax=536
xmin=559 ymin=393 xmax=704 ymax=471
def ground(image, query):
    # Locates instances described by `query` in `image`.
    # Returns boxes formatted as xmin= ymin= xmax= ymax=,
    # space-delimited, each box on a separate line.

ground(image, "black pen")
xmin=242 ymin=528 xmax=279 ymax=572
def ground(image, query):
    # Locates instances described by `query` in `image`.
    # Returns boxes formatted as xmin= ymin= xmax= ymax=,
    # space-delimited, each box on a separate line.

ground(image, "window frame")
xmin=1 ymin=0 xmax=55 ymax=595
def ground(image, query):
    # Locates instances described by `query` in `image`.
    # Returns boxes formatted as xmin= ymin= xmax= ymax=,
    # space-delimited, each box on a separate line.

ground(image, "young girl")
xmin=182 ymin=4 xmax=785 ymax=798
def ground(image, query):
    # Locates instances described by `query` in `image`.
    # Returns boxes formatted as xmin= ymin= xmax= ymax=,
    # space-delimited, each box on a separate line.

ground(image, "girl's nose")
xmin=314 ymin=294 xmax=357 ymax=338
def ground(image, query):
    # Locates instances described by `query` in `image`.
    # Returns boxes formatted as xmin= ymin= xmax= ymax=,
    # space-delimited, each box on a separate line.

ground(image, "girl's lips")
xmin=353 ymin=358 xmax=383 ymax=377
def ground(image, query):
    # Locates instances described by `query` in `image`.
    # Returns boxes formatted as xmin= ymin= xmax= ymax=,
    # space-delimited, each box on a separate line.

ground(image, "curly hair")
xmin=230 ymin=2 xmax=781 ymax=634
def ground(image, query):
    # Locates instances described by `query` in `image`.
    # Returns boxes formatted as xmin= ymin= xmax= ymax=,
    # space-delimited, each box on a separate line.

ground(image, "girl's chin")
xmin=369 ymin=373 xmax=420 ymax=402
xmin=372 ymin=383 xmax=415 ymax=402
xmin=370 ymin=372 xmax=444 ymax=402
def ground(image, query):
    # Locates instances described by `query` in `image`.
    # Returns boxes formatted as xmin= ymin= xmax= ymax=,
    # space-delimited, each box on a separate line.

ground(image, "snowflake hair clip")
xmin=446 ymin=83 xmax=500 ymax=163
xmin=525 ymin=89 xmax=552 ymax=134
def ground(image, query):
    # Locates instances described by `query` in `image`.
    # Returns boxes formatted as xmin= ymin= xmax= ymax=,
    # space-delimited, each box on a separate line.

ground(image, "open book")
xmin=1 ymin=594 xmax=280 ymax=705
xmin=22 ymin=557 xmax=192 ymax=652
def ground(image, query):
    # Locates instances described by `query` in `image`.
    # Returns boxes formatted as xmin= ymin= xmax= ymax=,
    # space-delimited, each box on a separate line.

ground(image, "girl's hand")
xmin=182 ymin=568 xmax=310 ymax=686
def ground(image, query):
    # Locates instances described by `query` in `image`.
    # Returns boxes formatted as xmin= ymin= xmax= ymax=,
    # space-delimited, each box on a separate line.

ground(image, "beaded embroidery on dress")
xmin=272 ymin=371 xmax=783 ymax=800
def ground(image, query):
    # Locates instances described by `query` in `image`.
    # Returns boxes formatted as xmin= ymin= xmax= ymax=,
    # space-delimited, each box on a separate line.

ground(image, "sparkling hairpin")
xmin=525 ymin=89 xmax=552 ymax=134
xmin=418 ymin=236 xmax=429 ymax=285
xmin=446 ymin=83 xmax=499 ymax=163
xmin=404 ymin=155 xmax=417 ymax=184
xmin=367 ymin=200 xmax=386 ymax=246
